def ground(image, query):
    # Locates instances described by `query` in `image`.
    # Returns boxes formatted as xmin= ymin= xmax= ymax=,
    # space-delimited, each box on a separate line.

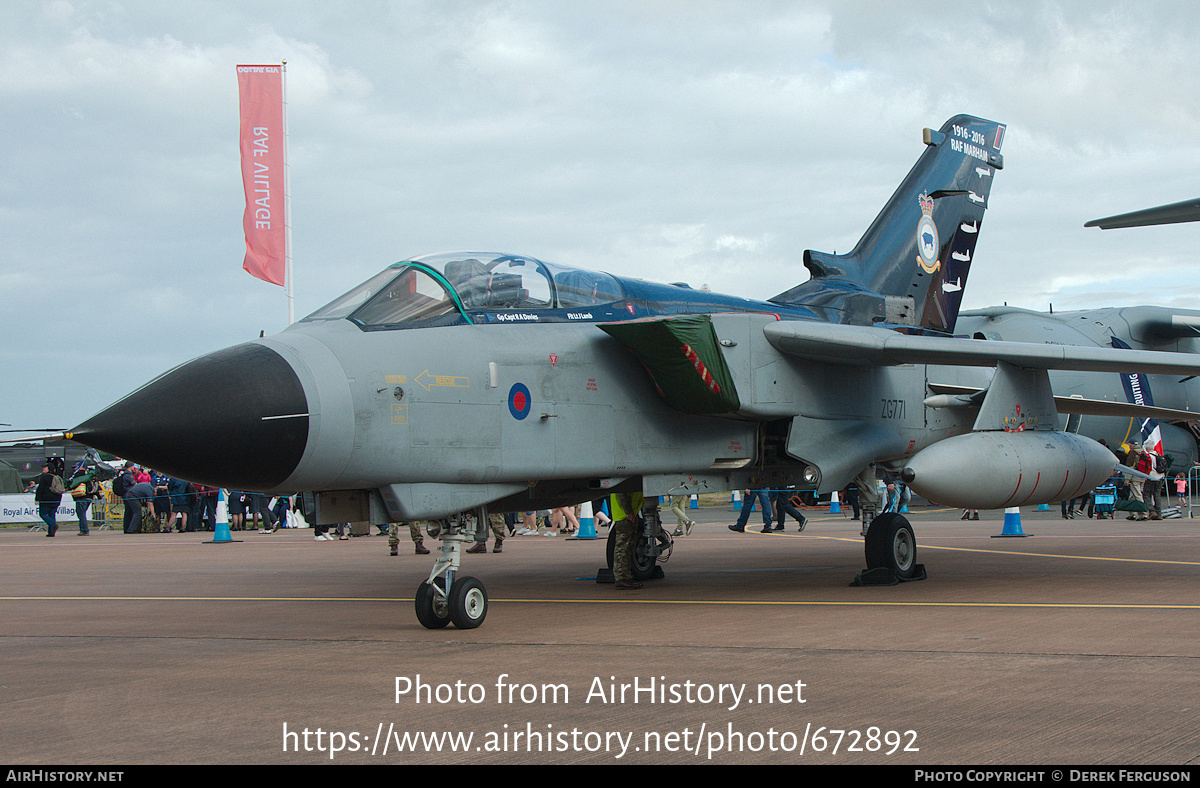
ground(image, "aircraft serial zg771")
xmin=57 ymin=114 xmax=1200 ymax=629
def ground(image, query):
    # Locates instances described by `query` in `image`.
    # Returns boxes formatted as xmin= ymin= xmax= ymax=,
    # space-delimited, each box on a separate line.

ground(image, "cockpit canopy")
xmin=302 ymin=252 xmax=625 ymax=329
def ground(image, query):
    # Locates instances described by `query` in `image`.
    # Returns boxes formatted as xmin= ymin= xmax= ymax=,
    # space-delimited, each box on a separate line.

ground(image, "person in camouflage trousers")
xmin=466 ymin=513 xmax=506 ymax=554
xmin=611 ymin=492 xmax=644 ymax=590
xmin=389 ymin=522 xmax=430 ymax=555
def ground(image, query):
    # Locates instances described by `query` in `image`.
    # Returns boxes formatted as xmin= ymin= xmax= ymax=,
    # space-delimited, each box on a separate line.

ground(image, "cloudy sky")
xmin=3 ymin=0 xmax=1200 ymax=429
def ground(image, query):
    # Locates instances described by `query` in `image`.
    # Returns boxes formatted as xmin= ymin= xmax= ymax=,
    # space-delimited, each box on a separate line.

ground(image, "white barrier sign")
xmin=0 ymin=494 xmax=78 ymax=524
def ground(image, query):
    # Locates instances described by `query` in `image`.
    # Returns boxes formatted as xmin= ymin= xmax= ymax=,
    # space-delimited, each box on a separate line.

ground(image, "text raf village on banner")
xmin=236 ymin=64 xmax=287 ymax=288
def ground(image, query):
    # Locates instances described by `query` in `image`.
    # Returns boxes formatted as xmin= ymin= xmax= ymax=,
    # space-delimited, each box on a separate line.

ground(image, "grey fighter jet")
xmin=48 ymin=115 xmax=1200 ymax=629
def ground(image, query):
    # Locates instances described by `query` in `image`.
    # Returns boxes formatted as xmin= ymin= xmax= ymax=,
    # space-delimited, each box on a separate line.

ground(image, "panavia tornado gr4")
xmin=56 ymin=114 xmax=1200 ymax=629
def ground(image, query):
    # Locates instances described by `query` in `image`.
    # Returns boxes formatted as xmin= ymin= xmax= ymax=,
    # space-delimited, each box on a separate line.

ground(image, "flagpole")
xmin=282 ymin=59 xmax=294 ymax=325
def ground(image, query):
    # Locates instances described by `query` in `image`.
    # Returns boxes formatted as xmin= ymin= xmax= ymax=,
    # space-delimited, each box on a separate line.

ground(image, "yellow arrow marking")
xmin=415 ymin=370 xmax=470 ymax=391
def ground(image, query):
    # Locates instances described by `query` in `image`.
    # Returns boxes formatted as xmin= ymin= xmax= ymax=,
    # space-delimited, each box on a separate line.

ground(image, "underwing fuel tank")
xmin=900 ymin=431 xmax=1118 ymax=510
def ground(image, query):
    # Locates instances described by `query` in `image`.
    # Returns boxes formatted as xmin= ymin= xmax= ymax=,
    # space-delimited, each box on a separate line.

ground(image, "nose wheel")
xmin=414 ymin=514 xmax=489 ymax=629
xmin=414 ymin=577 xmax=450 ymax=629
xmin=447 ymin=576 xmax=488 ymax=629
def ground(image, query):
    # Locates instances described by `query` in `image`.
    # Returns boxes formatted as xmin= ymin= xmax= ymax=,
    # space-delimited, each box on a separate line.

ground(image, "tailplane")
xmin=770 ymin=114 xmax=1005 ymax=334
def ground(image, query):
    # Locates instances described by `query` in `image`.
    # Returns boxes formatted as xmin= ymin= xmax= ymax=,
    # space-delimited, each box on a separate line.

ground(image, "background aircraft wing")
xmin=1085 ymin=197 xmax=1200 ymax=229
xmin=926 ymin=382 xmax=1200 ymax=422
xmin=0 ymin=432 xmax=69 ymax=445
xmin=764 ymin=320 xmax=1200 ymax=376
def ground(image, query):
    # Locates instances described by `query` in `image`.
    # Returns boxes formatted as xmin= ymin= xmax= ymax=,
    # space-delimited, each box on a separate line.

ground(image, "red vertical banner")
xmin=236 ymin=65 xmax=286 ymax=286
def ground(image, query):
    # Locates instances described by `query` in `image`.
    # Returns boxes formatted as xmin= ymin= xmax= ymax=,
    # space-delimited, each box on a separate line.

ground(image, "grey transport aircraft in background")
xmin=950 ymin=195 xmax=1200 ymax=480
xmin=21 ymin=114 xmax=1200 ymax=630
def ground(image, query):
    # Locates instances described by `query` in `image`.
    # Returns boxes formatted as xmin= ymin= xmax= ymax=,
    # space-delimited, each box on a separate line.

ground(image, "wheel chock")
xmin=850 ymin=563 xmax=927 ymax=586
xmin=851 ymin=567 xmax=896 ymax=586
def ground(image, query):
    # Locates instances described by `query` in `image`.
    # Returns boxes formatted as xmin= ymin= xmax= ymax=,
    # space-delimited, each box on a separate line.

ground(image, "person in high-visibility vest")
xmin=610 ymin=492 xmax=644 ymax=590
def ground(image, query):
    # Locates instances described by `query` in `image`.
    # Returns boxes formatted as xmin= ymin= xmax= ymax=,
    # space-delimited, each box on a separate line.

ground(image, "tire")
xmin=448 ymin=576 xmax=488 ymax=629
xmin=414 ymin=578 xmax=450 ymax=629
xmin=864 ymin=513 xmax=917 ymax=579
xmin=606 ymin=528 xmax=656 ymax=581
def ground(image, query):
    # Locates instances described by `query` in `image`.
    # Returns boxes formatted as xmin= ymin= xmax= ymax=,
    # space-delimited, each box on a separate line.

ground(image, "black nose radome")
xmin=69 ymin=342 xmax=309 ymax=490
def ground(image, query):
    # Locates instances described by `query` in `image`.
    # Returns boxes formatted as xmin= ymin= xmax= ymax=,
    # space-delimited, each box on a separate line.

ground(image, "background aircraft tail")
xmin=771 ymin=114 xmax=1005 ymax=334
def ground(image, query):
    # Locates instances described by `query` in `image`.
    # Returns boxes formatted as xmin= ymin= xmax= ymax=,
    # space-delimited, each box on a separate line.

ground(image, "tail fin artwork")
xmin=770 ymin=114 xmax=1005 ymax=334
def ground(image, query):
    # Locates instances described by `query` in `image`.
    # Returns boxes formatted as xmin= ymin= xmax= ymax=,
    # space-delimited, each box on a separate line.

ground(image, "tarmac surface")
xmin=2 ymin=503 xmax=1198 ymax=766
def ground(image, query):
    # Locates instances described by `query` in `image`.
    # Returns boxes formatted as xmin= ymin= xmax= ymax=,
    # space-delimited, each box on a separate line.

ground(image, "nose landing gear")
xmin=414 ymin=514 xmax=489 ymax=629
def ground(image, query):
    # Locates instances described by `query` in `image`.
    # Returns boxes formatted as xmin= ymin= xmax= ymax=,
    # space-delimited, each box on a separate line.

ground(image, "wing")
xmin=763 ymin=320 xmax=1200 ymax=376
xmin=0 ymin=432 xmax=69 ymax=445
xmin=926 ymin=382 xmax=1200 ymax=422
xmin=1085 ymin=198 xmax=1200 ymax=229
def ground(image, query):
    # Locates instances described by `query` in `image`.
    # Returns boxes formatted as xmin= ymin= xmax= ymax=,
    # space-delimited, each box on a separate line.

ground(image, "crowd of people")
xmin=27 ymin=457 xmax=294 ymax=537
xmin=1057 ymin=439 xmax=1184 ymax=521
xmin=28 ymin=440 xmax=1193 ymax=544
xmin=108 ymin=461 xmax=294 ymax=535
xmin=30 ymin=460 xmax=630 ymax=545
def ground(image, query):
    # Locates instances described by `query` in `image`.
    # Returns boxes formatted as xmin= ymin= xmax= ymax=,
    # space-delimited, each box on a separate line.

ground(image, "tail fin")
xmin=770 ymin=114 xmax=1005 ymax=334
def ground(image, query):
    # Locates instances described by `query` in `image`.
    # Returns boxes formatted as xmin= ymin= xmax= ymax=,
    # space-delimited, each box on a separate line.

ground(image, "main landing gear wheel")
xmin=864 ymin=513 xmax=918 ymax=580
xmin=448 ymin=575 xmax=488 ymax=629
xmin=605 ymin=528 xmax=657 ymax=581
xmin=414 ymin=578 xmax=450 ymax=629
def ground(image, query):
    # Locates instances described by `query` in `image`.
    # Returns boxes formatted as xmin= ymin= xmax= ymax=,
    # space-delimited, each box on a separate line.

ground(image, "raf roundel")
xmin=508 ymin=383 xmax=532 ymax=420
